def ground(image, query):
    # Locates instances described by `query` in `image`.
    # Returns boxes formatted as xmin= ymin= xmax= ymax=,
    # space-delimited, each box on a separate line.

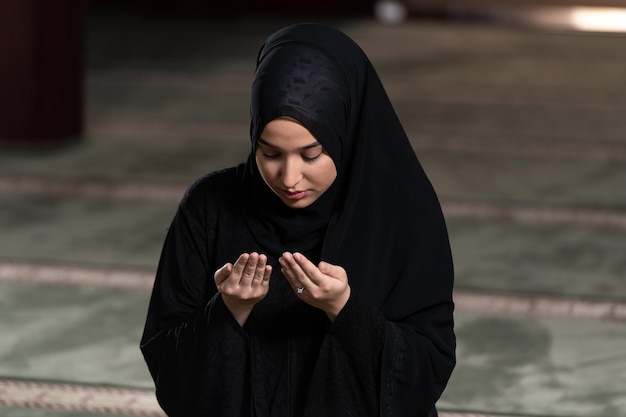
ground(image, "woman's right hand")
xmin=214 ymin=252 xmax=272 ymax=326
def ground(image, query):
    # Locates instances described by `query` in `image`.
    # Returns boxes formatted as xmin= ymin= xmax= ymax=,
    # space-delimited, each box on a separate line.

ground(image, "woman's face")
xmin=256 ymin=117 xmax=337 ymax=209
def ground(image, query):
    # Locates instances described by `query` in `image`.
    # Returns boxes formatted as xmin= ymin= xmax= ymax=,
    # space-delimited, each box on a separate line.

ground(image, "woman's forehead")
xmin=258 ymin=118 xmax=321 ymax=150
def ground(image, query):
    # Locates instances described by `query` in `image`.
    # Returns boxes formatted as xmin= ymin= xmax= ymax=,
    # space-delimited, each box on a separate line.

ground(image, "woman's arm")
xmin=140 ymin=178 xmax=253 ymax=416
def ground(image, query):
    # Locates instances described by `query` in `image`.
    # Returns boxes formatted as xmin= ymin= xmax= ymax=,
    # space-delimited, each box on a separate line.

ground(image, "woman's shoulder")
xmin=179 ymin=164 xmax=244 ymax=209
xmin=188 ymin=165 xmax=242 ymax=193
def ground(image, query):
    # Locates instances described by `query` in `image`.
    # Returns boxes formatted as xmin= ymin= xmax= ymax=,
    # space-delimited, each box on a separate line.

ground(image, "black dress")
xmin=142 ymin=23 xmax=455 ymax=417
xmin=141 ymin=167 xmax=386 ymax=417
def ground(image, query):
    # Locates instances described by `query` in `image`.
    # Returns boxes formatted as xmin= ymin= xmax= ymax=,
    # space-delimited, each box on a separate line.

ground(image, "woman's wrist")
xmin=221 ymin=295 xmax=254 ymax=326
xmin=325 ymin=286 xmax=351 ymax=322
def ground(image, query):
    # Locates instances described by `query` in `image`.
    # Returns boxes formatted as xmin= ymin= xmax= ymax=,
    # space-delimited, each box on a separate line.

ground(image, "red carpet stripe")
xmin=0 ymin=379 xmax=507 ymax=417
xmin=0 ymin=262 xmax=154 ymax=291
xmin=1 ymin=262 xmax=624 ymax=322
xmin=0 ymin=380 xmax=164 ymax=416
xmin=443 ymin=201 xmax=626 ymax=229
xmin=454 ymin=291 xmax=626 ymax=322
xmin=0 ymin=178 xmax=184 ymax=202
xmin=2 ymin=177 xmax=625 ymax=228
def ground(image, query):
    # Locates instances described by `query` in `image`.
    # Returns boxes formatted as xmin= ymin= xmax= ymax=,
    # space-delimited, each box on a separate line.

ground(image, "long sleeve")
xmin=140 ymin=171 xmax=253 ymax=416
xmin=371 ymin=236 xmax=455 ymax=417
xmin=380 ymin=300 xmax=456 ymax=417
xmin=303 ymin=294 xmax=387 ymax=417
xmin=143 ymin=294 xmax=252 ymax=416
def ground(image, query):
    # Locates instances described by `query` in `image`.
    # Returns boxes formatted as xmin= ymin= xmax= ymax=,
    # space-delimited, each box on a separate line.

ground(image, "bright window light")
xmin=569 ymin=7 xmax=626 ymax=32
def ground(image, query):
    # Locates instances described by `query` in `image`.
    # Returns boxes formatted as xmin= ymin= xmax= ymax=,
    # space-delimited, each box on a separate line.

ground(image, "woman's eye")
xmin=262 ymin=152 xmax=279 ymax=159
xmin=302 ymin=153 xmax=322 ymax=162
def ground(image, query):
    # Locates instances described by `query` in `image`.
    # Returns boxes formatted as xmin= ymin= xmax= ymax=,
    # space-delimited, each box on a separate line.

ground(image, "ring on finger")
xmin=296 ymin=287 xmax=304 ymax=294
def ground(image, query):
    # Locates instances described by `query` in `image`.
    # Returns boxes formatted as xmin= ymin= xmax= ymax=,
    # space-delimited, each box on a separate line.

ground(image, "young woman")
xmin=141 ymin=23 xmax=455 ymax=417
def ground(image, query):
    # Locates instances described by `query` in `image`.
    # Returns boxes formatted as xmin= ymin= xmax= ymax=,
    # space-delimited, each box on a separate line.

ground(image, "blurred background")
xmin=1 ymin=1 xmax=625 ymax=416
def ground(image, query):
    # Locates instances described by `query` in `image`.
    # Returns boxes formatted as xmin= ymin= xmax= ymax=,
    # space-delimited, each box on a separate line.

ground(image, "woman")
xmin=141 ymin=23 xmax=455 ymax=417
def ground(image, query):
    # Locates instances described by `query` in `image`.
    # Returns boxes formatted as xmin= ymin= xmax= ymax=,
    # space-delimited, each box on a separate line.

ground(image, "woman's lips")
xmin=283 ymin=190 xmax=307 ymax=200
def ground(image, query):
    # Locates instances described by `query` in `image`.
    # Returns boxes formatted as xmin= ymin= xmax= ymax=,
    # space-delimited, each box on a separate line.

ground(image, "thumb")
xmin=318 ymin=261 xmax=330 ymax=273
xmin=318 ymin=261 xmax=341 ymax=276
xmin=319 ymin=261 xmax=348 ymax=284
xmin=214 ymin=263 xmax=232 ymax=284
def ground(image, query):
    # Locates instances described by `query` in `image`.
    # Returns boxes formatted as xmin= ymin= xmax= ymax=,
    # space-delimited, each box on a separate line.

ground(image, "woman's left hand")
xmin=279 ymin=252 xmax=351 ymax=321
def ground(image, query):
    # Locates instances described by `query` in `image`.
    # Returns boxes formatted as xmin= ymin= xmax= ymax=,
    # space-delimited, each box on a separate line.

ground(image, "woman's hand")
xmin=279 ymin=252 xmax=351 ymax=321
xmin=214 ymin=252 xmax=272 ymax=326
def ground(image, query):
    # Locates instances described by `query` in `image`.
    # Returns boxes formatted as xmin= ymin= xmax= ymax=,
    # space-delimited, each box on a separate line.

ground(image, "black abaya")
xmin=141 ymin=167 xmax=386 ymax=417
xmin=141 ymin=23 xmax=455 ymax=417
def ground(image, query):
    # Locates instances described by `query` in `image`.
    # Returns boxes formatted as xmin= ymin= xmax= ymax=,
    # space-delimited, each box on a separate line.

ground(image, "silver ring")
xmin=297 ymin=287 xmax=304 ymax=294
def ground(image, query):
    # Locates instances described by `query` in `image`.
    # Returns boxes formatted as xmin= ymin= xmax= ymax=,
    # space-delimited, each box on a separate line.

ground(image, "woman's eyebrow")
xmin=258 ymin=137 xmax=321 ymax=150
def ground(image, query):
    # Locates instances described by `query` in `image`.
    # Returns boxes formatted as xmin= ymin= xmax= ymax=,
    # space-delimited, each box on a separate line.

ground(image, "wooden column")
xmin=0 ymin=0 xmax=85 ymax=146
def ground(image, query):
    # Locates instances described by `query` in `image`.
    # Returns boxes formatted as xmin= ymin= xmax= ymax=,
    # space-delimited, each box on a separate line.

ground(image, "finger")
xmin=240 ymin=252 xmax=259 ymax=284
xmin=318 ymin=261 xmax=331 ymax=275
xmin=262 ymin=265 xmax=272 ymax=283
xmin=280 ymin=252 xmax=311 ymax=290
xmin=231 ymin=253 xmax=250 ymax=278
xmin=252 ymin=254 xmax=267 ymax=283
xmin=214 ymin=263 xmax=233 ymax=286
xmin=317 ymin=261 xmax=346 ymax=282
xmin=279 ymin=253 xmax=298 ymax=290
xmin=292 ymin=252 xmax=323 ymax=285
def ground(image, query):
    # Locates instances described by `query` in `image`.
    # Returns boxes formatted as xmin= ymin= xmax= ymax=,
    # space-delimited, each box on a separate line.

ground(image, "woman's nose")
xmin=281 ymin=159 xmax=302 ymax=189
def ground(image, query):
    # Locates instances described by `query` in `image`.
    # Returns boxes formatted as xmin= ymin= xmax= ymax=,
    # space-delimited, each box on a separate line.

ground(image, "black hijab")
xmin=241 ymin=27 xmax=456 ymax=414
xmin=240 ymin=29 xmax=348 ymax=259
xmin=241 ymin=22 xmax=454 ymax=316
